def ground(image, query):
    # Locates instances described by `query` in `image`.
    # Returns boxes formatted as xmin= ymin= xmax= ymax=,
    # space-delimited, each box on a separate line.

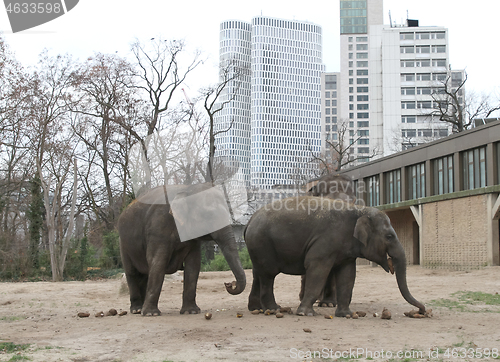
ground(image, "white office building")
xmin=322 ymin=0 xmax=464 ymax=165
xmin=216 ymin=16 xmax=324 ymax=189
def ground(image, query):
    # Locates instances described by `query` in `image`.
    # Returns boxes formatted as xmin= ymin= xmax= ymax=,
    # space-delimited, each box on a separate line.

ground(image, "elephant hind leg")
xmin=125 ymin=268 xmax=148 ymax=314
xmin=248 ymin=269 xmax=262 ymax=311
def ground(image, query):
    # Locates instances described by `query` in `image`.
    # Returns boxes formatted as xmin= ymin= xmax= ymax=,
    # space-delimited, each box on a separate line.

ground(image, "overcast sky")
xmin=1 ymin=0 xmax=499 ymax=96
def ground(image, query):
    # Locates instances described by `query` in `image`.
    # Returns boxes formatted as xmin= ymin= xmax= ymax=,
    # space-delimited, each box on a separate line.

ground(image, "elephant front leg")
xmin=296 ymin=264 xmax=330 ymax=316
xmin=180 ymin=243 xmax=201 ymax=314
xmin=334 ymin=261 xmax=356 ymax=317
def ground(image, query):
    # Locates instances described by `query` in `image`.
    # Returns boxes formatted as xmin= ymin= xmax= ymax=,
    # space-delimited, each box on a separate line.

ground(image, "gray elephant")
xmin=117 ymin=184 xmax=246 ymax=316
xmin=245 ymin=196 xmax=425 ymax=317
xmin=299 ymin=173 xmax=357 ymax=307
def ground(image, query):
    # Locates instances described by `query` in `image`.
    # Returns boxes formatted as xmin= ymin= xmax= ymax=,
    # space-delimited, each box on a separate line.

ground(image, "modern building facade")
xmin=216 ymin=20 xmax=252 ymax=186
xmin=337 ymin=120 xmax=500 ymax=270
xmin=216 ymin=16 xmax=324 ymax=189
xmin=322 ymin=0 xmax=465 ymax=169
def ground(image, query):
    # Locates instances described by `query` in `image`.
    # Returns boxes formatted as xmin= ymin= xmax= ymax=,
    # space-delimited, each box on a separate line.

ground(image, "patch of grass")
xmin=430 ymin=291 xmax=500 ymax=313
xmin=0 ymin=342 xmax=31 ymax=353
xmin=8 ymin=355 xmax=32 ymax=361
xmin=456 ymin=291 xmax=500 ymax=305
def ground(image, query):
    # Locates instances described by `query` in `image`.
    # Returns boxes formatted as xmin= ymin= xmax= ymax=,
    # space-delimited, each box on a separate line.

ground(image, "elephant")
xmin=244 ymin=196 xmax=425 ymax=317
xmin=299 ymin=173 xmax=357 ymax=307
xmin=117 ymin=184 xmax=246 ymax=316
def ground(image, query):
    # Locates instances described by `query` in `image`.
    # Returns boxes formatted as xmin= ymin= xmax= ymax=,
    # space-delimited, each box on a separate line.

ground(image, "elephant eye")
xmin=386 ymin=234 xmax=394 ymax=240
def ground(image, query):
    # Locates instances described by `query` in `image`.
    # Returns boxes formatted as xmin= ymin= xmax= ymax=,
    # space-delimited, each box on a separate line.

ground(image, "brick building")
xmin=339 ymin=120 xmax=500 ymax=270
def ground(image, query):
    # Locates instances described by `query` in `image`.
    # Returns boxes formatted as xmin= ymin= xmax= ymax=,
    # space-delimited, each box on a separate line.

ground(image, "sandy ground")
xmin=1 ymin=265 xmax=500 ymax=362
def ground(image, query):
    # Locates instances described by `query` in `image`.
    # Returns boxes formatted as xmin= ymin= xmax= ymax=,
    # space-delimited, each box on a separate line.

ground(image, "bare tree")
xmin=70 ymin=53 xmax=139 ymax=227
xmin=28 ymin=51 xmax=80 ymax=281
xmin=199 ymin=58 xmax=249 ymax=184
xmin=430 ymin=71 xmax=500 ymax=132
xmin=311 ymin=119 xmax=378 ymax=174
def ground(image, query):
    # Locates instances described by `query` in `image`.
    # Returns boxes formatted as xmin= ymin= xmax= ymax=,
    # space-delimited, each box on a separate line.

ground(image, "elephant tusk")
xmin=387 ymin=257 xmax=395 ymax=275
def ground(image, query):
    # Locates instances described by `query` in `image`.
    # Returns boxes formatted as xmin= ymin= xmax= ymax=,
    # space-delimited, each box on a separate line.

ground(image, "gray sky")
xmin=1 ymin=0 xmax=499 ymax=96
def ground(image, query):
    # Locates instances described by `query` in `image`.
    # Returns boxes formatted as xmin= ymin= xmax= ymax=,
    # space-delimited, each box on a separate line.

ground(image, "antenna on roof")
xmin=406 ymin=10 xmax=409 ymax=20
xmin=389 ymin=10 xmax=392 ymax=28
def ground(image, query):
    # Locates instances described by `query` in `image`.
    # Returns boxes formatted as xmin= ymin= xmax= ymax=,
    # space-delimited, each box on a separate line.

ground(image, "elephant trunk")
xmin=389 ymin=242 xmax=425 ymax=314
xmin=214 ymin=226 xmax=246 ymax=295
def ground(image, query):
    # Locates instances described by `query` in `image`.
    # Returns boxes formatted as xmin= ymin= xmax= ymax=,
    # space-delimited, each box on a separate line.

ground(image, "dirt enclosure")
xmin=1 ymin=265 xmax=500 ymax=362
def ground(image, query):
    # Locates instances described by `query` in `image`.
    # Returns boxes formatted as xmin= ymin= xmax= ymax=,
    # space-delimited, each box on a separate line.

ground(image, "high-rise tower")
xmin=216 ymin=16 xmax=324 ymax=190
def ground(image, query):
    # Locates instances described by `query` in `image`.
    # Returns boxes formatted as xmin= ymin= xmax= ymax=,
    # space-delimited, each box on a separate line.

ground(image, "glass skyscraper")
xmin=216 ymin=16 xmax=324 ymax=190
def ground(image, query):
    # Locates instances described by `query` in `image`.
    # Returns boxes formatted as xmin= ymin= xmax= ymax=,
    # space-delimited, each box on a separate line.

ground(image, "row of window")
xmin=401 ymin=86 xmax=445 ymax=95
xmin=401 ymin=128 xmax=449 ymax=138
xmin=401 ymin=100 xmax=448 ymax=110
xmin=361 ymin=146 xmax=491 ymax=206
xmin=401 ymin=59 xmax=446 ymax=68
xmin=400 ymin=31 xmax=445 ymax=40
xmin=401 ymin=73 xmax=447 ymax=82
xmin=400 ymin=45 xmax=446 ymax=54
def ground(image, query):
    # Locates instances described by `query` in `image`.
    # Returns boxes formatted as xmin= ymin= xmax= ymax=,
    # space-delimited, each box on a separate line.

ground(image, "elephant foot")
xmin=180 ymin=304 xmax=201 ymax=315
xmin=141 ymin=307 xmax=161 ymax=316
xmin=130 ymin=306 xmax=142 ymax=314
xmin=317 ymin=299 xmax=336 ymax=308
xmin=334 ymin=307 xmax=352 ymax=318
xmin=296 ymin=305 xmax=316 ymax=316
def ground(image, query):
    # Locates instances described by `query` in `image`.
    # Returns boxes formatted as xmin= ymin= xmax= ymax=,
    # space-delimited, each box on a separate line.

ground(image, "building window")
xmin=432 ymin=45 xmax=446 ymax=53
xmin=357 ymin=112 xmax=369 ymax=119
xmin=356 ymin=52 xmax=368 ymax=59
xmin=416 ymin=45 xmax=430 ymax=53
xmin=416 ymin=32 xmax=430 ymax=39
xmin=417 ymin=87 xmax=431 ymax=95
xmin=357 ymin=69 xmax=368 ymax=76
xmin=358 ymin=129 xmax=369 ymax=136
xmin=402 ymin=129 xmax=417 ymax=138
xmin=496 ymin=142 xmax=500 ymax=185
xmin=357 ymin=87 xmax=368 ymax=93
xmin=417 ymin=101 xmax=432 ymax=109
xmin=357 ymin=61 xmax=368 ymax=67
xmin=401 ymin=101 xmax=416 ymax=109
xmin=357 ymin=103 xmax=369 ymax=110
xmin=356 ymin=36 xmax=367 ymax=42
xmin=462 ymin=147 xmax=487 ymax=190
xmin=401 ymin=73 xmax=415 ymax=82
xmin=357 ymin=95 xmax=368 ymax=101
xmin=400 ymin=46 xmax=414 ymax=54
xmin=357 ymin=78 xmax=368 ymax=84
xmin=408 ymin=163 xmax=426 ymax=199
xmin=357 ymin=121 xmax=369 ymax=127
xmin=432 ymin=59 xmax=447 ymax=67
xmin=401 ymin=116 xmax=416 ymax=123
xmin=366 ymin=175 xmax=380 ymax=207
xmin=400 ymin=32 xmax=414 ymax=40
xmin=401 ymin=87 xmax=416 ymax=95
xmin=385 ymin=169 xmax=401 ymax=204
xmin=356 ymin=44 xmax=368 ymax=50
xmin=416 ymin=73 xmax=431 ymax=81
xmin=433 ymin=155 xmax=453 ymax=195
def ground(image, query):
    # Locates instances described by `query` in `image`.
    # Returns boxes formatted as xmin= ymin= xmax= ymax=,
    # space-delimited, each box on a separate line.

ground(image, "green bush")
xmin=202 ymin=247 xmax=252 ymax=272
xmin=99 ymin=230 xmax=122 ymax=269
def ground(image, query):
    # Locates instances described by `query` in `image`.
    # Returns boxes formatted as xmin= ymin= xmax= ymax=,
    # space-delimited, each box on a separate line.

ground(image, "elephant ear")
xmin=353 ymin=214 xmax=371 ymax=246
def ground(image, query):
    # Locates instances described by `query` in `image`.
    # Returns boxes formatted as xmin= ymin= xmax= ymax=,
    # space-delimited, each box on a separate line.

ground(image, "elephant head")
xmin=354 ymin=208 xmax=425 ymax=314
